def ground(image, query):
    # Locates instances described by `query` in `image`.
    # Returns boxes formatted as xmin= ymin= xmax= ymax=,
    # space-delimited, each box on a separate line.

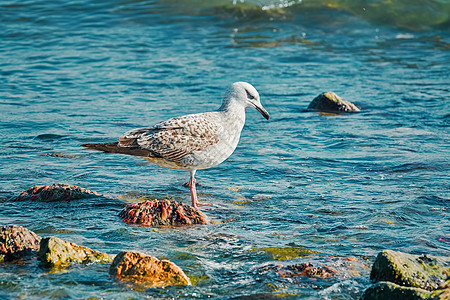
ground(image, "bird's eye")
xmin=246 ymin=90 xmax=255 ymax=100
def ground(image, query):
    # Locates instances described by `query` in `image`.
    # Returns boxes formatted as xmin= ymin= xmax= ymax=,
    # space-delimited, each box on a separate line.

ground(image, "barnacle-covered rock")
xmin=119 ymin=199 xmax=208 ymax=226
xmin=14 ymin=184 xmax=99 ymax=202
xmin=0 ymin=225 xmax=41 ymax=262
xmin=109 ymin=251 xmax=191 ymax=288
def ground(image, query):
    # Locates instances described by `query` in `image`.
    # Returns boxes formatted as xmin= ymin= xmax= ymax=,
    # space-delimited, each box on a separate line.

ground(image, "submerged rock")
xmin=14 ymin=184 xmax=99 ymax=202
xmin=119 ymin=199 xmax=208 ymax=227
xmin=259 ymin=256 xmax=370 ymax=281
xmin=307 ymin=91 xmax=360 ymax=113
xmin=109 ymin=251 xmax=191 ymax=288
xmin=280 ymin=262 xmax=338 ymax=278
xmin=362 ymin=250 xmax=450 ymax=300
xmin=0 ymin=225 xmax=41 ymax=262
xmin=251 ymin=246 xmax=318 ymax=261
xmin=38 ymin=236 xmax=114 ymax=267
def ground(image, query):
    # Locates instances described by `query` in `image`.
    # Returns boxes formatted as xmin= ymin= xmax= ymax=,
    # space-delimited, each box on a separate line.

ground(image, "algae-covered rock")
xmin=250 ymin=246 xmax=318 ymax=261
xmin=307 ymin=91 xmax=360 ymax=113
xmin=362 ymin=281 xmax=433 ymax=300
xmin=15 ymin=184 xmax=99 ymax=202
xmin=370 ymin=250 xmax=449 ymax=290
xmin=38 ymin=236 xmax=114 ymax=267
xmin=0 ymin=225 xmax=41 ymax=262
xmin=109 ymin=251 xmax=191 ymax=288
xmin=363 ymin=281 xmax=450 ymax=300
xmin=119 ymin=199 xmax=208 ymax=227
xmin=362 ymin=250 xmax=450 ymax=300
xmin=432 ymin=279 xmax=450 ymax=299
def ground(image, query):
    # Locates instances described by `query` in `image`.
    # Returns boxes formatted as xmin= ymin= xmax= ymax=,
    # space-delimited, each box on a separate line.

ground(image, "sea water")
xmin=0 ymin=0 xmax=449 ymax=298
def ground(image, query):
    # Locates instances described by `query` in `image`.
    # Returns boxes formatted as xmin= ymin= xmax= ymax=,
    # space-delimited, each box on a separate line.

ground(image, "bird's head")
xmin=226 ymin=82 xmax=270 ymax=120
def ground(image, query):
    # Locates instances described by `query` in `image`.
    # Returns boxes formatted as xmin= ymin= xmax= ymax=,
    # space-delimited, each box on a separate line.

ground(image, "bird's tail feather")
xmin=80 ymin=142 xmax=150 ymax=157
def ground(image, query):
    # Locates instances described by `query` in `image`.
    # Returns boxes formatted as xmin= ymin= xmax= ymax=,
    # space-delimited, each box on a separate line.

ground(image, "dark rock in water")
xmin=362 ymin=250 xmax=450 ymax=300
xmin=38 ymin=236 xmax=115 ymax=267
xmin=14 ymin=184 xmax=99 ymax=202
xmin=307 ymin=92 xmax=360 ymax=113
xmin=119 ymin=199 xmax=208 ymax=226
xmin=0 ymin=225 xmax=41 ymax=262
xmin=109 ymin=251 xmax=191 ymax=288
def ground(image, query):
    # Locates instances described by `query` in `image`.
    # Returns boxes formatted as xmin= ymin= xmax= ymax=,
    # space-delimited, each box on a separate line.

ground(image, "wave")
xmin=159 ymin=0 xmax=450 ymax=31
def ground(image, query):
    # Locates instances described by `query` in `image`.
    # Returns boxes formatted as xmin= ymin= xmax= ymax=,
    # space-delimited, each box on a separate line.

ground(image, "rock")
xmin=362 ymin=281 xmax=433 ymax=300
xmin=251 ymin=246 xmax=318 ymax=261
xmin=362 ymin=250 xmax=450 ymax=300
xmin=38 ymin=236 xmax=114 ymax=267
xmin=307 ymin=91 xmax=360 ymax=113
xmin=0 ymin=225 xmax=41 ymax=262
xmin=433 ymin=280 xmax=450 ymax=299
xmin=258 ymin=256 xmax=370 ymax=281
xmin=281 ymin=262 xmax=338 ymax=278
xmin=14 ymin=184 xmax=99 ymax=202
xmin=119 ymin=199 xmax=208 ymax=227
xmin=370 ymin=250 xmax=449 ymax=290
xmin=109 ymin=251 xmax=191 ymax=288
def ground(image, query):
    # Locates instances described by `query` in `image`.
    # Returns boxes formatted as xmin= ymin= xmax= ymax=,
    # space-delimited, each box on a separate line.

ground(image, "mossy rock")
xmin=250 ymin=246 xmax=318 ymax=261
xmin=38 ymin=236 xmax=114 ymax=267
xmin=370 ymin=250 xmax=449 ymax=291
xmin=307 ymin=91 xmax=360 ymax=113
xmin=362 ymin=281 xmax=432 ymax=300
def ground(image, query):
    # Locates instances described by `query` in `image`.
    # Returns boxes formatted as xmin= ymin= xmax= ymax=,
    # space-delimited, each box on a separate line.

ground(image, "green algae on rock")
xmin=362 ymin=250 xmax=450 ymax=300
xmin=0 ymin=225 xmax=41 ymax=262
xmin=109 ymin=251 xmax=191 ymax=288
xmin=38 ymin=236 xmax=114 ymax=267
xmin=14 ymin=184 xmax=100 ymax=202
xmin=363 ymin=281 xmax=433 ymax=300
xmin=251 ymin=246 xmax=318 ymax=261
xmin=370 ymin=250 xmax=449 ymax=291
xmin=307 ymin=91 xmax=360 ymax=113
xmin=363 ymin=280 xmax=450 ymax=300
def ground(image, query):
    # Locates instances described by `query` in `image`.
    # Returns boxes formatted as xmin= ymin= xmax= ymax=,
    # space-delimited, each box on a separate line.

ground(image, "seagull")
xmin=81 ymin=82 xmax=269 ymax=208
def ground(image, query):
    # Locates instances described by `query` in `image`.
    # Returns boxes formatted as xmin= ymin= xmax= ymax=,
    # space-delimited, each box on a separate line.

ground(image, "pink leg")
xmin=189 ymin=170 xmax=198 ymax=208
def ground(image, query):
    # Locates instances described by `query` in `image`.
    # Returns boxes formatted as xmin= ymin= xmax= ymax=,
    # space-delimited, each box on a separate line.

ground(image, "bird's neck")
xmin=219 ymin=98 xmax=246 ymax=128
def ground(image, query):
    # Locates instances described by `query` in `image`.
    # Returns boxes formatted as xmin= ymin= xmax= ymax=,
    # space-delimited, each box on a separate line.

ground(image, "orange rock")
xmin=109 ymin=251 xmax=191 ymax=288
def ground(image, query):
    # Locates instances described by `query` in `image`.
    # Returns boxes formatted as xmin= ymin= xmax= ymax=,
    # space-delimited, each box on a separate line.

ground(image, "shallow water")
xmin=0 ymin=0 xmax=449 ymax=299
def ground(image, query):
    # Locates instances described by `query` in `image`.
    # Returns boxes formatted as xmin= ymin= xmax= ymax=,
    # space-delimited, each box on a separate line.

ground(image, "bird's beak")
xmin=254 ymin=103 xmax=270 ymax=120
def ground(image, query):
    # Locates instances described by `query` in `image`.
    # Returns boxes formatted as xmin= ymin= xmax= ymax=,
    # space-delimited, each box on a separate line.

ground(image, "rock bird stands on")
xmin=81 ymin=82 xmax=269 ymax=208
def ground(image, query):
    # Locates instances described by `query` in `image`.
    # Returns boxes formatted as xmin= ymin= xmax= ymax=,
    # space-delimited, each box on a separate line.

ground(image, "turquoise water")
xmin=1 ymin=0 xmax=449 ymax=298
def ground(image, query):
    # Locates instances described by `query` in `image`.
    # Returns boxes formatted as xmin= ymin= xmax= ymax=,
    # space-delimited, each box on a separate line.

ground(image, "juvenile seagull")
xmin=81 ymin=82 xmax=269 ymax=208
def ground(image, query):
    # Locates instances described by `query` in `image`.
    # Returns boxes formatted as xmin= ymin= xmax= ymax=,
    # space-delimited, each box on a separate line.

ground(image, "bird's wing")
xmin=118 ymin=113 xmax=221 ymax=162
